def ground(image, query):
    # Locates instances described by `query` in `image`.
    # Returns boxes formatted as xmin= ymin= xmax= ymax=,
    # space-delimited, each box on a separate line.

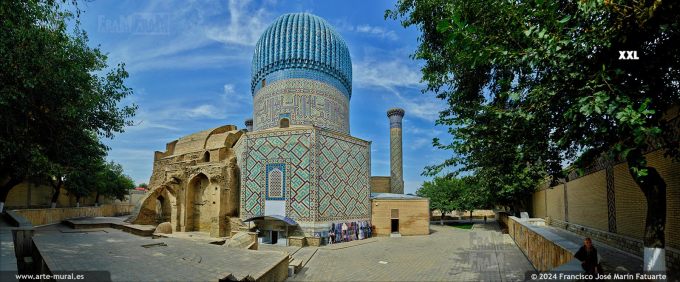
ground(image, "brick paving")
xmin=31 ymin=224 xmax=288 ymax=281
xmin=291 ymin=222 xmax=534 ymax=281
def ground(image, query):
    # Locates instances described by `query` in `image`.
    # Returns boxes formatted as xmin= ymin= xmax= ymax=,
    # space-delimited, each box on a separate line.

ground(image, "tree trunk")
xmin=469 ymin=210 xmax=473 ymax=223
xmin=0 ymin=177 xmax=23 ymax=213
xmin=95 ymin=192 xmax=100 ymax=207
xmin=50 ymin=179 xmax=63 ymax=208
xmin=627 ymin=150 xmax=666 ymax=272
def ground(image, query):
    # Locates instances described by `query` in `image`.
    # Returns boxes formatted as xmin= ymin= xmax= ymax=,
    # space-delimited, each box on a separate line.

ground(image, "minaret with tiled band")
xmin=387 ymin=108 xmax=405 ymax=194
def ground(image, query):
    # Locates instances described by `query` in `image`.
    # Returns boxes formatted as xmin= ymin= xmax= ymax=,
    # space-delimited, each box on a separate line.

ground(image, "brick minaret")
xmin=387 ymin=108 xmax=405 ymax=194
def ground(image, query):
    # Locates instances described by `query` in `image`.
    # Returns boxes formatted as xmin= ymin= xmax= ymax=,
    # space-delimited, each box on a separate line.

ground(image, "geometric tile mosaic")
xmin=253 ymin=78 xmax=349 ymax=133
xmin=316 ymin=132 xmax=370 ymax=221
xmin=235 ymin=127 xmax=371 ymax=223
xmin=236 ymin=129 xmax=312 ymax=221
xmin=266 ymin=163 xmax=285 ymax=200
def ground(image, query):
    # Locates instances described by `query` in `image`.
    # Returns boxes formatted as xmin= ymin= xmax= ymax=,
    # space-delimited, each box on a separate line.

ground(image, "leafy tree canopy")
xmin=0 ymin=0 xmax=136 ymax=204
xmin=387 ymin=0 xmax=679 ymax=206
xmin=388 ymin=0 xmax=679 ymax=258
xmin=417 ymin=176 xmax=489 ymax=224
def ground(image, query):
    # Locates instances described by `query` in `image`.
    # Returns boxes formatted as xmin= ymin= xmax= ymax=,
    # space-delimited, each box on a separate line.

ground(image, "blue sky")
xmin=76 ymin=0 xmax=450 ymax=194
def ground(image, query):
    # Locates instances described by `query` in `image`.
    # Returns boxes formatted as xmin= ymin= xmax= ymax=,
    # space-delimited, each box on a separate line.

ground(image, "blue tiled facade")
xmin=238 ymin=13 xmax=371 ymax=235
xmin=253 ymin=68 xmax=350 ymax=99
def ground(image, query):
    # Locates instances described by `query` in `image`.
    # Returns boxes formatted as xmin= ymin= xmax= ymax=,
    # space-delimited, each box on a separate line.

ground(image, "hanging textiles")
xmin=323 ymin=221 xmax=372 ymax=245
xmin=329 ymin=223 xmax=335 ymax=244
xmin=358 ymin=222 xmax=364 ymax=240
xmin=342 ymin=222 xmax=348 ymax=242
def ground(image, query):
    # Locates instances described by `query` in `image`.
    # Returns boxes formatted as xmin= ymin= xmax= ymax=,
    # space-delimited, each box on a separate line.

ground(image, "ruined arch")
xmin=131 ymin=185 xmax=176 ymax=226
xmin=185 ymin=173 xmax=211 ymax=232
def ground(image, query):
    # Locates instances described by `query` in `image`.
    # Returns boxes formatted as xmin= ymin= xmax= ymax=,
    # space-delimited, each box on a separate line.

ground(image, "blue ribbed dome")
xmin=251 ymin=13 xmax=352 ymax=98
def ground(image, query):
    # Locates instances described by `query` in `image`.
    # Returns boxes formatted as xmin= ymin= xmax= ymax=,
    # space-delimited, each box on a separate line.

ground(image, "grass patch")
xmin=445 ymin=222 xmax=474 ymax=230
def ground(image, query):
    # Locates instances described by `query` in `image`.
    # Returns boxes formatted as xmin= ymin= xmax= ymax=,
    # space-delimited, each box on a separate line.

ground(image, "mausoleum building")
xmin=132 ymin=13 xmax=429 ymax=243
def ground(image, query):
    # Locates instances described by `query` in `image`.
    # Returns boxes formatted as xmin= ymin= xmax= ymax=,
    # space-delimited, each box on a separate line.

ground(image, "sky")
xmin=75 ymin=0 xmax=451 ymax=194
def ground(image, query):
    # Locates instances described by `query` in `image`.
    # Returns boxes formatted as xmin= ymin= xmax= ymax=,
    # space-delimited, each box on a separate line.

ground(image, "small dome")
xmin=251 ymin=13 xmax=352 ymax=98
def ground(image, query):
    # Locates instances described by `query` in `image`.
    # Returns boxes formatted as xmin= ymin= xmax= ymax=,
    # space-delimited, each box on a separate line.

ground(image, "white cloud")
xmin=205 ymin=0 xmax=271 ymax=46
xmin=97 ymin=0 xmax=272 ymax=73
xmin=353 ymin=58 xmax=444 ymax=121
xmin=353 ymin=59 xmax=422 ymax=90
xmin=223 ymin=84 xmax=235 ymax=94
xmin=187 ymin=104 xmax=226 ymax=119
xmin=355 ymin=24 xmax=398 ymax=40
xmin=221 ymin=83 xmax=253 ymax=116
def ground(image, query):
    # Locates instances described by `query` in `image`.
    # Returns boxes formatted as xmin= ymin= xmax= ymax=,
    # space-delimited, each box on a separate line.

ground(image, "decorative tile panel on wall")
xmin=238 ymin=129 xmax=313 ymax=221
xmin=253 ymin=78 xmax=349 ymax=133
xmin=266 ymin=163 xmax=286 ymax=200
xmin=316 ymin=131 xmax=371 ymax=221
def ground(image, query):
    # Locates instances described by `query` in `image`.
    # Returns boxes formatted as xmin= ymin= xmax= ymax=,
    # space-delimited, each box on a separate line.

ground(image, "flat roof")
xmin=370 ymin=193 xmax=425 ymax=200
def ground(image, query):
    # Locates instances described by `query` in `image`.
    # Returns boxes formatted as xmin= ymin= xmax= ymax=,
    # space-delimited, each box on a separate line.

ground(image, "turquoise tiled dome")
xmin=251 ymin=13 xmax=352 ymax=98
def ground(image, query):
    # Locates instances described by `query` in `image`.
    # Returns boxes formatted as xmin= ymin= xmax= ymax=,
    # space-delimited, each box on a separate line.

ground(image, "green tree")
xmin=454 ymin=178 xmax=489 ymax=222
xmin=388 ymin=0 xmax=679 ymax=270
xmin=47 ymin=131 xmax=107 ymax=208
xmin=417 ymin=177 xmax=458 ymax=225
xmin=0 ymin=0 xmax=136 ymax=211
xmin=93 ymin=161 xmax=135 ymax=206
xmin=417 ymin=176 xmax=488 ymax=224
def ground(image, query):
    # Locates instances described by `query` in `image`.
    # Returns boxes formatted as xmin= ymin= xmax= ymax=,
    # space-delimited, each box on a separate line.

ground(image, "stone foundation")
xmin=288 ymin=236 xmax=306 ymax=247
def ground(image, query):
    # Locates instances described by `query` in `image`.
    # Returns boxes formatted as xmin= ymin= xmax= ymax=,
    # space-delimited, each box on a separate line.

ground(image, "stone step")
xmin=290 ymin=258 xmax=304 ymax=273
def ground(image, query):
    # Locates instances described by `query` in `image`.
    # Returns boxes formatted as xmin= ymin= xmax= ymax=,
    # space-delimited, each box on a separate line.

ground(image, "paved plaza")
xmin=4 ymin=217 xmax=660 ymax=281
xmin=31 ymin=224 xmax=289 ymax=281
xmin=291 ymin=222 xmax=534 ymax=281
xmin=3 ymin=218 xmax=535 ymax=281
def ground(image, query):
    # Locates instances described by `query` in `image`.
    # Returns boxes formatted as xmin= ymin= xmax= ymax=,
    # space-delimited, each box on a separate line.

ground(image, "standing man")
xmin=575 ymin=237 xmax=603 ymax=275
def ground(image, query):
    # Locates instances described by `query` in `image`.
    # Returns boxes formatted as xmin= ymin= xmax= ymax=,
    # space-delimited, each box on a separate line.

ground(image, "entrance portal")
xmin=391 ymin=209 xmax=399 ymax=233
xmin=243 ymin=215 xmax=298 ymax=246
xmin=391 ymin=219 xmax=399 ymax=233
xmin=271 ymin=230 xmax=278 ymax=244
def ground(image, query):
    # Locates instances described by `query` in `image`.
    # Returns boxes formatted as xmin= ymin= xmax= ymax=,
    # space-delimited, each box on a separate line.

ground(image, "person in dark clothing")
xmin=574 ymin=237 xmax=603 ymax=275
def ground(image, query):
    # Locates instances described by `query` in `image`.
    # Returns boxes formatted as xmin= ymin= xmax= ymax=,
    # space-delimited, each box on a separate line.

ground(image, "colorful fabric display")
xmin=358 ymin=222 xmax=364 ymax=240
xmin=353 ymin=222 xmax=359 ymax=240
xmin=329 ymin=223 xmax=335 ymax=244
xmin=342 ymin=222 xmax=348 ymax=242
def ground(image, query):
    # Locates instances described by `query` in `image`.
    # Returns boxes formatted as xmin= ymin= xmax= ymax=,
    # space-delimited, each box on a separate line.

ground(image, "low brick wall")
xmin=507 ymin=216 xmax=574 ymax=271
xmin=288 ymin=236 xmax=306 ymax=247
xmin=548 ymin=218 xmax=680 ymax=273
xmin=12 ymin=204 xmax=134 ymax=226
xmin=307 ymin=237 xmax=321 ymax=247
